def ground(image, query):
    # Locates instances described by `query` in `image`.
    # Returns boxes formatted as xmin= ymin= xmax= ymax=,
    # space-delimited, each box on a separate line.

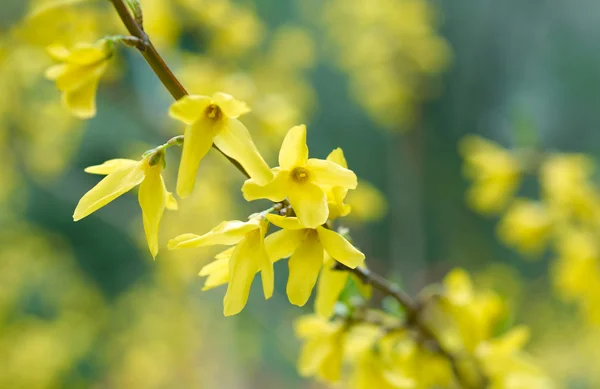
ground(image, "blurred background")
xmin=1 ymin=0 xmax=600 ymax=388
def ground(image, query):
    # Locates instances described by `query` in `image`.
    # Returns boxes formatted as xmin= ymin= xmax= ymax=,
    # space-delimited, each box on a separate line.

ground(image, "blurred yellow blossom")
xmin=295 ymin=315 xmax=345 ymax=382
xmin=497 ymin=199 xmax=553 ymax=257
xmin=17 ymin=0 xmax=106 ymax=47
xmin=45 ymin=40 xmax=113 ymax=119
xmin=540 ymin=153 xmax=600 ymax=223
xmin=0 ymin=225 xmax=105 ymax=388
xmin=322 ymin=0 xmax=451 ymax=129
xmin=459 ymin=135 xmax=521 ymax=215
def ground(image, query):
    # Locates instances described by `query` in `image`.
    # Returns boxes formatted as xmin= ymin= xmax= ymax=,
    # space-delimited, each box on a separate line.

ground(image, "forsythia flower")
xmin=552 ymin=229 xmax=600 ymax=304
xmin=497 ymin=199 xmax=553 ymax=257
xmin=242 ymin=125 xmax=358 ymax=228
xmin=266 ymin=214 xmax=365 ymax=306
xmin=196 ymin=227 xmax=302 ymax=291
xmin=476 ymin=327 xmax=555 ymax=388
xmin=168 ymin=216 xmax=273 ymax=316
xmin=45 ymin=40 xmax=112 ymax=119
xmin=169 ymin=92 xmax=272 ymax=198
xmin=351 ymin=348 xmax=415 ymax=389
xmin=540 ymin=153 xmax=600 ymax=222
xmin=325 ymin=148 xmax=352 ymax=220
xmin=459 ymin=135 xmax=520 ymax=215
xmin=73 ymin=153 xmax=177 ymax=257
xmin=295 ymin=315 xmax=345 ymax=382
xmin=432 ymin=269 xmax=504 ymax=353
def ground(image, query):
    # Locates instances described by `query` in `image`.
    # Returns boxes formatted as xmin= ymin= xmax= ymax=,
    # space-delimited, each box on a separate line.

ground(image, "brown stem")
xmin=335 ymin=263 xmax=487 ymax=389
xmin=108 ymin=0 xmax=250 ymax=178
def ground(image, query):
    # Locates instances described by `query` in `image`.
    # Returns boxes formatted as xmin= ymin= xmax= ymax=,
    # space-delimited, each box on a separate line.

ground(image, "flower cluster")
xmin=69 ymin=76 xmax=365 ymax=315
xmin=321 ymin=0 xmax=451 ymax=130
xmin=22 ymin=0 xmax=556 ymax=387
xmin=460 ymin=135 xmax=600 ymax=325
xmin=295 ymin=270 xmax=553 ymax=388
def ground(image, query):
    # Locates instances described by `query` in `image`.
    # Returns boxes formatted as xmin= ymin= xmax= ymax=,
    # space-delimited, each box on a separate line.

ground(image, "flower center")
xmin=205 ymin=104 xmax=222 ymax=120
xmin=291 ymin=167 xmax=310 ymax=183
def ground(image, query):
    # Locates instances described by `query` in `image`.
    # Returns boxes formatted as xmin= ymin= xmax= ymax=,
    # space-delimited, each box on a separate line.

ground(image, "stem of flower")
xmin=334 ymin=263 xmax=488 ymax=389
xmin=108 ymin=0 xmax=250 ymax=179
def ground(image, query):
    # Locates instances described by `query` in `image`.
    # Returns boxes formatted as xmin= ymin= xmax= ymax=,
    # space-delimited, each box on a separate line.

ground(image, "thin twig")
xmin=108 ymin=0 xmax=250 ymax=178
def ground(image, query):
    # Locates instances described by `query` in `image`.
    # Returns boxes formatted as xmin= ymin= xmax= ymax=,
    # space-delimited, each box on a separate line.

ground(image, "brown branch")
xmin=108 ymin=0 xmax=250 ymax=178
xmin=335 ymin=263 xmax=488 ymax=389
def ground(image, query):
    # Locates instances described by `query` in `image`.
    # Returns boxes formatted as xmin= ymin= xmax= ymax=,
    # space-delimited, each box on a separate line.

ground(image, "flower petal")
xmin=46 ymin=44 xmax=70 ymax=61
xmin=265 ymin=229 xmax=305 ymax=262
xmin=215 ymin=247 xmax=235 ymax=260
xmin=213 ymin=118 xmax=272 ymax=185
xmin=67 ymin=41 xmax=110 ymax=65
xmin=289 ymin=182 xmax=328 ymax=228
xmin=168 ymin=220 xmax=259 ymax=250
xmin=44 ymin=64 xmax=66 ymax=80
xmin=62 ymin=77 xmax=102 ymax=119
xmin=176 ymin=117 xmax=218 ymax=198
xmin=199 ymin=256 xmax=229 ymax=277
xmin=316 ymin=227 xmax=365 ymax=268
xmin=212 ymin=92 xmax=250 ymax=118
xmin=223 ymin=232 xmax=262 ymax=316
xmin=315 ymin=256 xmax=349 ymax=318
xmin=306 ymin=158 xmax=357 ymax=189
xmin=138 ymin=165 xmax=167 ymax=258
xmin=298 ymin=338 xmax=331 ymax=378
xmin=73 ymin=160 xmax=145 ymax=221
xmin=265 ymin=214 xmax=306 ymax=230
xmin=169 ymin=95 xmax=211 ymax=125
xmin=55 ymin=61 xmax=106 ymax=92
xmin=279 ymin=125 xmax=308 ymax=170
xmin=202 ymin=265 xmax=230 ymax=291
xmin=257 ymin=232 xmax=274 ymax=300
xmin=242 ymin=169 xmax=290 ymax=202
xmin=326 ymin=148 xmax=348 ymax=169
xmin=287 ymin=232 xmax=323 ymax=306
xmin=84 ymin=159 xmax=138 ymax=175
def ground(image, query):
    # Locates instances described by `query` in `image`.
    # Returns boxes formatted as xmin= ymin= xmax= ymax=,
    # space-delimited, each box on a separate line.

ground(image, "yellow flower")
xmin=497 ymin=199 xmax=553 ymax=257
xmin=552 ymin=228 xmax=600 ymax=303
xmin=73 ymin=154 xmax=177 ymax=258
xmin=243 ymin=125 xmax=358 ymax=228
xmin=45 ymin=40 xmax=112 ymax=119
xmin=325 ymin=148 xmax=352 ymax=220
xmin=197 ymin=229 xmax=300 ymax=291
xmin=169 ymin=92 xmax=272 ymax=198
xmin=266 ymin=214 xmax=365 ymax=306
xmin=429 ymin=269 xmax=504 ymax=353
xmin=168 ymin=216 xmax=273 ymax=316
xmin=295 ymin=315 xmax=345 ymax=383
xmin=476 ymin=327 xmax=554 ymax=388
xmin=459 ymin=135 xmax=520 ymax=214
xmin=540 ymin=153 xmax=600 ymax=223
xmin=351 ymin=348 xmax=415 ymax=389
